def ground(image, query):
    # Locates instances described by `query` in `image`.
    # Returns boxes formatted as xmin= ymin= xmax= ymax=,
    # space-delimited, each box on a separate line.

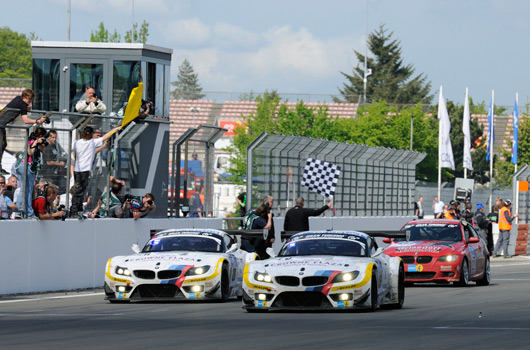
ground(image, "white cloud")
xmin=212 ymin=23 xmax=260 ymax=49
xmin=246 ymin=26 xmax=353 ymax=77
xmin=163 ymin=19 xmax=212 ymax=45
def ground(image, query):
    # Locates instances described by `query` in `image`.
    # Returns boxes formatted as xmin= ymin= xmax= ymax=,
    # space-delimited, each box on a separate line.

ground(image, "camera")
xmin=44 ymin=116 xmax=51 ymax=124
xmin=124 ymin=194 xmax=133 ymax=202
xmin=57 ymin=205 xmax=67 ymax=221
xmin=42 ymin=139 xmax=49 ymax=147
xmin=147 ymin=200 xmax=153 ymax=206
xmin=5 ymin=185 xmax=13 ymax=191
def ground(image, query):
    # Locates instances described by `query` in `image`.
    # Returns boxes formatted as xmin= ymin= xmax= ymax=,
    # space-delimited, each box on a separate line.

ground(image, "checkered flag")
xmin=301 ymin=158 xmax=341 ymax=198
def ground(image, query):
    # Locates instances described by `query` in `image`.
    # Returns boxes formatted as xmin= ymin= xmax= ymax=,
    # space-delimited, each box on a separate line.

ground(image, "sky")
xmin=2 ymin=0 xmax=529 ymax=107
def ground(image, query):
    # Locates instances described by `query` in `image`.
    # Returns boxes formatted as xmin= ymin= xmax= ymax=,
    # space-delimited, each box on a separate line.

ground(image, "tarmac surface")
xmin=1 ymin=256 xmax=530 ymax=350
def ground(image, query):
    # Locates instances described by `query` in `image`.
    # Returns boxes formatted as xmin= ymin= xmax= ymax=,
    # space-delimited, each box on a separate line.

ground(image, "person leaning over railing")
xmin=0 ymin=88 xmax=47 ymax=176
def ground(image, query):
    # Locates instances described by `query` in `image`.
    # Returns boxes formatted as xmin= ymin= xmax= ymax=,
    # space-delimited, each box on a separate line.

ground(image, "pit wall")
xmin=4 ymin=215 xmax=515 ymax=295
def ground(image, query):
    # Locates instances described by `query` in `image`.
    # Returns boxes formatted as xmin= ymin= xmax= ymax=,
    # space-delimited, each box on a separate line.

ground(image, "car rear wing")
xmin=224 ymin=229 xmax=269 ymax=239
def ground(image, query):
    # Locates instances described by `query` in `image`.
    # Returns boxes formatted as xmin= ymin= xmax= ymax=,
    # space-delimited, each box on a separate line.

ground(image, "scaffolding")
xmin=246 ymin=133 xmax=426 ymax=216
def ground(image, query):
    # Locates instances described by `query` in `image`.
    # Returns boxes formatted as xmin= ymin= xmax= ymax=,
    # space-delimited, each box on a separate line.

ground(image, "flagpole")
xmin=437 ymin=86 xmax=442 ymax=200
xmin=515 ymin=92 xmax=519 ymax=174
xmin=489 ymin=90 xmax=494 ymax=207
xmin=464 ymin=87 xmax=468 ymax=179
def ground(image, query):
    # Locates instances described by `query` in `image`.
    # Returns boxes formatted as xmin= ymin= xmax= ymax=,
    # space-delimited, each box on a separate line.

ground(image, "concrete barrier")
xmin=0 ymin=216 xmax=414 ymax=295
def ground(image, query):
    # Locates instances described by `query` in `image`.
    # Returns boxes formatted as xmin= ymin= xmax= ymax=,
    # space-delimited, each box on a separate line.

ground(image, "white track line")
xmin=0 ymin=292 xmax=105 ymax=304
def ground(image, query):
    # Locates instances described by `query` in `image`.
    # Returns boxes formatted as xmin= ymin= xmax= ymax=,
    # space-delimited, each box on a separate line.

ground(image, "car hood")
xmin=384 ymin=241 xmax=463 ymax=255
xmin=111 ymin=251 xmax=223 ymax=269
xmin=253 ymin=255 xmax=370 ymax=274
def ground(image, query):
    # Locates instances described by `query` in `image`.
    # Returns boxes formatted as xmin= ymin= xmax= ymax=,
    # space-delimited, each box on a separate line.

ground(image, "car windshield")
xmin=279 ymin=239 xmax=366 ymax=257
xmin=142 ymin=236 xmax=222 ymax=253
xmin=401 ymin=224 xmax=462 ymax=242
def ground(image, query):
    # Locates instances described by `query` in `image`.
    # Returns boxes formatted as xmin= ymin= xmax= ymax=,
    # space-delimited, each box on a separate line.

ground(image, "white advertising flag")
xmin=463 ymin=88 xmax=473 ymax=171
xmin=438 ymin=86 xmax=455 ymax=170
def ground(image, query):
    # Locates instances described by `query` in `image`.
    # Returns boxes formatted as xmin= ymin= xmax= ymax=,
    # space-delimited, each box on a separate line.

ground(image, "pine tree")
xmin=338 ymin=24 xmax=432 ymax=104
xmin=171 ymin=59 xmax=205 ymax=100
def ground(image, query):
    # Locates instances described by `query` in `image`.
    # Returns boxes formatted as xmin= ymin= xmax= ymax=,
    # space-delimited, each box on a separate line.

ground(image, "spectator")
xmin=436 ymin=204 xmax=449 ymax=219
xmin=241 ymin=203 xmax=273 ymax=257
xmin=493 ymin=199 xmax=518 ymax=258
xmin=0 ymin=89 xmax=47 ymax=175
xmin=284 ymin=197 xmax=332 ymax=232
xmin=475 ymin=203 xmax=492 ymax=254
xmin=3 ymin=175 xmax=19 ymax=202
xmin=70 ymin=125 xmax=120 ymax=218
xmin=75 ymin=86 xmax=107 ymax=114
xmin=123 ymin=193 xmax=156 ymax=220
xmin=0 ymin=175 xmax=17 ymax=219
xmin=236 ymin=191 xmax=246 ymax=226
xmin=40 ymin=130 xmax=68 ymax=193
xmin=32 ymin=185 xmax=65 ymax=220
xmin=432 ymin=195 xmax=444 ymax=219
xmin=189 ymin=182 xmax=204 ymax=217
xmin=414 ymin=196 xmax=424 ymax=219
xmin=461 ymin=202 xmax=474 ymax=225
xmin=12 ymin=127 xmax=47 ymax=217
xmin=94 ymin=176 xmax=125 ymax=218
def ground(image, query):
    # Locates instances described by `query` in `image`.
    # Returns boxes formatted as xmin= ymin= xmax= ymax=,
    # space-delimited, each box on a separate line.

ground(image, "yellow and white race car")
xmin=242 ymin=231 xmax=404 ymax=312
xmin=105 ymin=229 xmax=256 ymax=302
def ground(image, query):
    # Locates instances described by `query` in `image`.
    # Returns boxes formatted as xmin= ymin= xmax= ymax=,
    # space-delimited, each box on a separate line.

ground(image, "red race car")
xmin=383 ymin=219 xmax=490 ymax=286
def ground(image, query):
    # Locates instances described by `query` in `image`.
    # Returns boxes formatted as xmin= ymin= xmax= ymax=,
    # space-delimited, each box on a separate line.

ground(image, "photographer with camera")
xmin=32 ymin=185 xmax=65 ymax=220
xmin=75 ymin=87 xmax=106 ymax=115
xmin=40 ymin=130 xmax=69 ymax=194
xmin=92 ymin=176 xmax=125 ymax=218
xmin=0 ymin=89 xmax=47 ymax=176
xmin=123 ymin=193 xmax=156 ymax=220
xmin=12 ymin=127 xmax=47 ymax=218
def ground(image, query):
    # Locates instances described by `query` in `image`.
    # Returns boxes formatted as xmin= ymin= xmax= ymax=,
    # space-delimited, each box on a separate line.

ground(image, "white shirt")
xmin=73 ymin=138 xmax=103 ymax=172
xmin=434 ymin=200 xmax=444 ymax=213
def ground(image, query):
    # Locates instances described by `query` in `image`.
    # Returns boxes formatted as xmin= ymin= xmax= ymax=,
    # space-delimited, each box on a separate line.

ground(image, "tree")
xmin=89 ymin=21 xmax=148 ymax=44
xmin=0 ymin=27 xmax=32 ymax=80
xmin=90 ymin=22 xmax=121 ymax=43
xmin=125 ymin=20 xmax=149 ymax=44
xmin=338 ymin=24 xmax=432 ymax=104
xmin=171 ymin=59 xmax=205 ymax=100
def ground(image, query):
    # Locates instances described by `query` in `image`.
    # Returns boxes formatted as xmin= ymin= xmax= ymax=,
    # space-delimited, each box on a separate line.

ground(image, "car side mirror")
xmin=226 ymin=244 xmax=238 ymax=254
xmin=266 ymin=247 xmax=276 ymax=258
xmin=132 ymin=244 xmax=141 ymax=254
xmin=382 ymin=238 xmax=392 ymax=244
xmin=468 ymin=236 xmax=480 ymax=244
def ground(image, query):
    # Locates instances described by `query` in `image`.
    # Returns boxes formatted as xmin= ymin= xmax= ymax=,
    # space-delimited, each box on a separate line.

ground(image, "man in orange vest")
xmin=493 ymin=199 xmax=518 ymax=258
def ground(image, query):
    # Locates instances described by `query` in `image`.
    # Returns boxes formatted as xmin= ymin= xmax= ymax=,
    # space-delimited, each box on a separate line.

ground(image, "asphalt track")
xmin=1 ymin=257 xmax=530 ymax=350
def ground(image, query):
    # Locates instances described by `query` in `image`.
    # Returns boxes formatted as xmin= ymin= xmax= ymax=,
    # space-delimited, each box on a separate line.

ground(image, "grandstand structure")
xmin=0 ymin=86 xmax=518 ymax=156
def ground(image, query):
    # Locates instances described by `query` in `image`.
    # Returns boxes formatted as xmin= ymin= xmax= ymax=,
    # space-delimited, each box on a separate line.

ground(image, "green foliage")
xmin=90 ymin=22 xmax=121 ymax=43
xmin=89 ymin=21 xmax=148 ymax=44
xmin=0 ymin=27 xmax=32 ymax=79
xmin=125 ymin=20 xmax=149 ymax=43
xmin=338 ymin=24 xmax=432 ymax=104
xmin=170 ymin=59 xmax=205 ymax=100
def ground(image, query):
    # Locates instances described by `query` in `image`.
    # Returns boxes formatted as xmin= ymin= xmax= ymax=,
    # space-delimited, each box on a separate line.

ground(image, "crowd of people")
xmin=0 ymin=88 xmax=157 ymax=221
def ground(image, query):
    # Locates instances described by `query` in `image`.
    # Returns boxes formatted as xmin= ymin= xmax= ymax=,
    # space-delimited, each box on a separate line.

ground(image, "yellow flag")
xmin=122 ymin=82 xmax=143 ymax=127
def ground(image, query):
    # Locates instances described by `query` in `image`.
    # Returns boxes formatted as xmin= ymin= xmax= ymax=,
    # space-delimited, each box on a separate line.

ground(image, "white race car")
xmin=104 ymin=229 xmax=257 ymax=302
xmin=242 ymin=231 xmax=404 ymax=312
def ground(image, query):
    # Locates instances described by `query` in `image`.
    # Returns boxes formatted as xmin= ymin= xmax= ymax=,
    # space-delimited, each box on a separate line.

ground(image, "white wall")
xmin=1 ymin=215 xmax=419 ymax=295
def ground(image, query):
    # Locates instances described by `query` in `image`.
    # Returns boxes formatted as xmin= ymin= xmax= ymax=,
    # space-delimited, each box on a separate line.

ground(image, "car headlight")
xmin=331 ymin=271 xmax=359 ymax=283
xmin=115 ymin=266 xmax=131 ymax=276
xmin=254 ymin=271 xmax=273 ymax=283
xmin=185 ymin=265 xmax=211 ymax=276
xmin=438 ymin=255 xmax=459 ymax=262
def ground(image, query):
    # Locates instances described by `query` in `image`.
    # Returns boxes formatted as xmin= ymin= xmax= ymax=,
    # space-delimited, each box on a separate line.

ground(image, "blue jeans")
xmin=14 ymin=165 xmax=36 ymax=217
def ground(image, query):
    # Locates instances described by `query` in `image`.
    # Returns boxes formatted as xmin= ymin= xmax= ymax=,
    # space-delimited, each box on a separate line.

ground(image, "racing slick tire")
xmin=382 ymin=264 xmax=405 ymax=309
xmin=220 ymin=263 xmax=230 ymax=302
xmin=456 ymin=258 xmax=469 ymax=287
xmin=369 ymin=271 xmax=378 ymax=312
xmin=476 ymin=257 xmax=491 ymax=286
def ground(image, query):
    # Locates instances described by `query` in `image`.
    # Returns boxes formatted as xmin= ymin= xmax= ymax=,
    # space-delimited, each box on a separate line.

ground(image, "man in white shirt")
xmin=432 ymin=195 xmax=444 ymax=219
xmin=70 ymin=125 xmax=120 ymax=217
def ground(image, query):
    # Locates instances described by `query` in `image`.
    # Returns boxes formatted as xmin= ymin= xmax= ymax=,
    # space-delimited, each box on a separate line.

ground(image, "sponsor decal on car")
xmin=407 ymin=264 xmax=423 ymax=272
